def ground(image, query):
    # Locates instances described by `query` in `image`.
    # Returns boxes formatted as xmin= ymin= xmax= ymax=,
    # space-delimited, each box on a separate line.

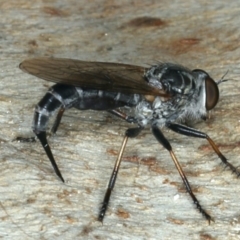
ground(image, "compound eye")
xmin=205 ymin=77 xmax=219 ymax=110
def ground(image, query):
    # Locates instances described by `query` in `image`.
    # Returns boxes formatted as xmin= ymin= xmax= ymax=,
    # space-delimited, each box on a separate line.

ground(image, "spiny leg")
xmin=35 ymin=106 xmax=67 ymax=182
xmin=167 ymin=123 xmax=240 ymax=176
xmin=152 ymin=125 xmax=213 ymax=223
xmin=51 ymin=107 xmax=65 ymax=134
xmin=98 ymin=127 xmax=142 ymax=222
xmin=34 ymin=131 xmax=64 ymax=182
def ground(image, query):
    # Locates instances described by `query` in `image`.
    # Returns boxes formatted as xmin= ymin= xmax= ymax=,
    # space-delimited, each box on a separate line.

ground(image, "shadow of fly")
xmin=18 ymin=57 xmax=239 ymax=223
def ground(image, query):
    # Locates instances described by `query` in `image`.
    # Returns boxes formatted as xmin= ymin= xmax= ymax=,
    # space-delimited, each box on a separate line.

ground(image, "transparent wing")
xmin=20 ymin=57 xmax=166 ymax=96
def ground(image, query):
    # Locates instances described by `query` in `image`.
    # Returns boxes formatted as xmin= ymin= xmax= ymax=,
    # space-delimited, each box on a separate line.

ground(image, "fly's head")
xmin=192 ymin=69 xmax=219 ymax=112
xmin=176 ymin=68 xmax=221 ymax=122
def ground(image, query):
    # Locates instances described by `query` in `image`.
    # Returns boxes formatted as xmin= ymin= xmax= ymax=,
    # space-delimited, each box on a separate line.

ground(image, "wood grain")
xmin=1 ymin=1 xmax=240 ymax=239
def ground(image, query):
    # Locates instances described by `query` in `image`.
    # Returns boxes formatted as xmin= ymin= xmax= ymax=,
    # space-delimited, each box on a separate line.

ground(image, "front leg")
xmin=166 ymin=122 xmax=240 ymax=176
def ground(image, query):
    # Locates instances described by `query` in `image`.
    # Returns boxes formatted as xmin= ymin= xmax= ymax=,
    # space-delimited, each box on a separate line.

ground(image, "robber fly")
xmin=19 ymin=57 xmax=239 ymax=222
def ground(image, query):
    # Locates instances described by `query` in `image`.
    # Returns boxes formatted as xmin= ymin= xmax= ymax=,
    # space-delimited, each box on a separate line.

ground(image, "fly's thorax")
xmin=134 ymin=95 xmax=178 ymax=127
xmin=150 ymin=93 xmax=207 ymax=127
xmin=142 ymin=63 xmax=214 ymax=124
xmin=133 ymin=63 xmax=217 ymax=127
xmin=145 ymin=63 xmax=197 ymax=95
xmin=134 ymin=96 xmax=187 ymax=127
xmin=135 ymin=99 xmax=154 ymax=126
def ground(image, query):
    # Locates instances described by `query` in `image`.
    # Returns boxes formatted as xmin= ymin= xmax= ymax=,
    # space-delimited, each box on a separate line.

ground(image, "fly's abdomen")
xmin=74 ymin=88 xmax=141 ymax=110
xmin=33 ymin=84 xmax=141 ymax=133
xmin=33 ymin=84 xmax=80 ymax=133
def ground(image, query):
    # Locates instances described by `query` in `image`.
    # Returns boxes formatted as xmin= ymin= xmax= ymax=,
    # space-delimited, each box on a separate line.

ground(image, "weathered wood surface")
xmin=1 ymin=1 xmax=240 ymax=239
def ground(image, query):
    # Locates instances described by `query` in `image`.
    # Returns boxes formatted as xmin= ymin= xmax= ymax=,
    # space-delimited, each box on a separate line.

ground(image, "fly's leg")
xmin=152 ymin=125 xmax=213 ymax=223
xmin=34 ymin=131 xmax=64 ymax=182
xmin=37 ymin=106 xmax=68 ymax=182
xmin=51 ymin=107 xmax=65 ymax=134
xmin=37 ymin=106 xmax=66 ymax=181
xmin=167 ymin=123 xmax=240 ymax=176
xmin=15 ymin=136 xmax=36 ymax=142
xmin=98 ymin=126 xmax=142 ymax=222
xmin=108 ymin=109 xmax=138 ymax=124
